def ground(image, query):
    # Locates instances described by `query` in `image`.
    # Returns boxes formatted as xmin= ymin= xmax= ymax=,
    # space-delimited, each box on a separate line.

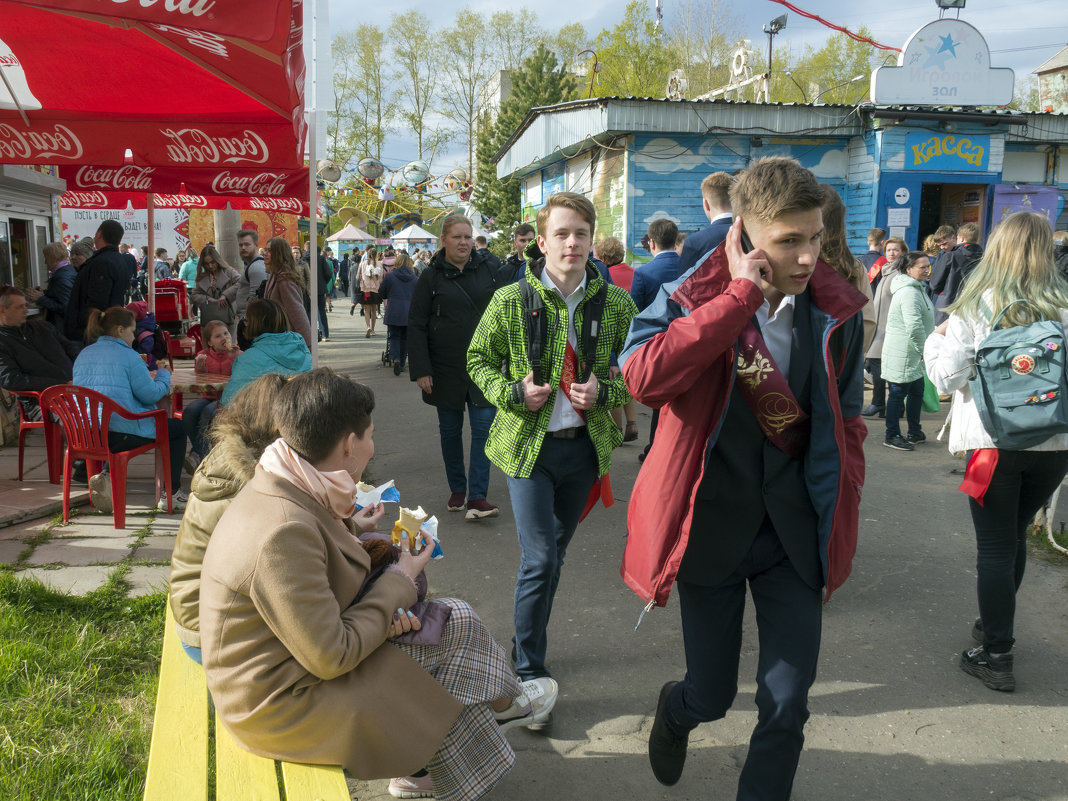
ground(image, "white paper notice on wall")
xmin=889 ymin=227 xmax=908 ymax=240
xmin=887 ymin=208 xmax=911 ymax=228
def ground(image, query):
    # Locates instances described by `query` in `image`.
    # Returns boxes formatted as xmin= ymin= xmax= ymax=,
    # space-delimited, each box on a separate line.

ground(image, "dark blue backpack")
xmin=969 ymin=299 xmax=1068 ymax=450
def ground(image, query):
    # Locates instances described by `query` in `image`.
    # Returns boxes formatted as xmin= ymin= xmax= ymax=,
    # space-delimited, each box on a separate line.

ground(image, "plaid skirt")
xmin=393 ymin=598 xmax=521 ymax=801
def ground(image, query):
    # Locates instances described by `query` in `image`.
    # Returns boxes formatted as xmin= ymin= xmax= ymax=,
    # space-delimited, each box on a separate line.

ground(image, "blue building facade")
xmin=495 ymin=98 xmax=1068 ymax=265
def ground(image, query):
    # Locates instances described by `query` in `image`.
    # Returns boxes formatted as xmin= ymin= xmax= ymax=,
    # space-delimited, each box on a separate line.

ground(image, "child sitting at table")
xmin=126 ymin=300 xmax=162 ymax=370
xmin=183 ymin=320 xmax=241 ymax=474
xmin=73 ymin=306 xmax=188 ymax=513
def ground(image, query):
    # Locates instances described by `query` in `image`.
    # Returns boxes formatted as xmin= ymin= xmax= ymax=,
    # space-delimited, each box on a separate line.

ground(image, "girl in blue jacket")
xmin=221 ymin=299 xmax=311 ymax=406
xmin=73 ymin=307 xmax=188 ymax=513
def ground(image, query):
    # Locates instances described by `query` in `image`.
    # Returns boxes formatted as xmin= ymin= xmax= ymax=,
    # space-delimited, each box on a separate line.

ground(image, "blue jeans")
xmin=436 ymin=399 xmax=495 ymax=500
xmin=664 ymin=522 xmax=822 ymax=801
xmin=885 ymin=377 xmax=924 ymax=439
xmin=388 ymin=324 xmax=407 ymax=368
xmin=505 ymin=434 xmax=598 ymax=679
xmin=182 ymin=398 xmax=218 ymax=457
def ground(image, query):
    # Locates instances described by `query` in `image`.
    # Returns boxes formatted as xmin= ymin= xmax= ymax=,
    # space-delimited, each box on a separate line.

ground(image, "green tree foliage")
xmin=389 ymin=10 xmax=451 ymax=162
xmin=441 ymin=9 xmax=494 ymax=177
xmin=772 ymin=31 xmax=879 ymax=105
xmin=486 ymin=9 xmax=545 ymax=72
xmin=591 ymin=0 xmax=675 ymax=97
xmin=329 ymin=25 xmax=395 ymax=171
xmin=664 ymin=0 xmax=739 ymax=98
xmin=474 ymin=45 xmax=578 ymax=231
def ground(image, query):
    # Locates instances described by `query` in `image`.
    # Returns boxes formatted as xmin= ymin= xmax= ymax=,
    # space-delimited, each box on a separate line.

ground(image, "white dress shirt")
xmin=540 ymin=268 xmax=588 ymax=432
xmin=754 ymin=293 xmax=795 ymax=378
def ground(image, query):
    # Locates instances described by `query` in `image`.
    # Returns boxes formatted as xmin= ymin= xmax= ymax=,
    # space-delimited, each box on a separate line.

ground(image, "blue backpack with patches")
xmin=969 ymin=299 xmax=1068 ymax=450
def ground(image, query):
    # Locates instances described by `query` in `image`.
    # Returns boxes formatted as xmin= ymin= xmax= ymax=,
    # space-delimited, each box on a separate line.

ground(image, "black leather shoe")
xmin=861 ymin=404 xmax=885 ymax=418
xmin=649 ymin=681 xmax=688 ymax=786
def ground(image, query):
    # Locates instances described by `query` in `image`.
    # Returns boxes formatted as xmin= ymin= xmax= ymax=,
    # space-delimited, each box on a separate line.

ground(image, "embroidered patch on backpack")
xmin=1012 ymin=354 xmax=1036 ymax=375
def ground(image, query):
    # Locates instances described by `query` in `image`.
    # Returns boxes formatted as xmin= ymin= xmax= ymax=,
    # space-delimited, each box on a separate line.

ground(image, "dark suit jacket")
xmin=677 ymin=216 xmax=733 ymax=276
xmin=630 ymin=250 xmax=681 ymax=312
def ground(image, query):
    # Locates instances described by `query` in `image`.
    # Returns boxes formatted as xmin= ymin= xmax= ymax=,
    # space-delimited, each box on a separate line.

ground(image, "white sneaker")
xmin=494 ymin=677 xmax=558 ymax=732
xmin=157 ymin=490 xmax=189 ymax=513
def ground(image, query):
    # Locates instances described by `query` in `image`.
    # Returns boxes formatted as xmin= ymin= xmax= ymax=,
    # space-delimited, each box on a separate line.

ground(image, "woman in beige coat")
xmin=199 ymin=369 xmax=557 ymax=801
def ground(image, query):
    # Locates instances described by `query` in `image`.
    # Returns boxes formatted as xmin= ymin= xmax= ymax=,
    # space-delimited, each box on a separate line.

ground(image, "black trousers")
xmin=968 ymin=448 xmax=1068 ymax=652
xmin=107 ymin=418 xmax=185 ymax=492
xmin=664 ymin=521 xmax=822 ymax=801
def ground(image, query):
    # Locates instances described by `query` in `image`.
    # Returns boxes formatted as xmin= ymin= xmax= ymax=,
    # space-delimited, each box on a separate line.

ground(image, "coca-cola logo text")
xmin=74 ymin=165 xmax=155 ymax=191
xmin=211 ymin=170 xmax=288 ymax=196
xmin=109 ymin=0 xmax=216 ymax=19
xmin=247 ymin=197 xmax=303 ymax=213
xmin=154 ymin=194 xmax=209 ymax=208
xmin=161 ymin=128 xmax=269 ymax=165
xmin=60 ymin=191 xmax=109 ymax=208
xmin=0 ymin=54 xmax=22 ymax=68
xmin=151 ymin=24 xmax=229 ymax=59
xmin=0 ymin=124 xmax=83 ymax=160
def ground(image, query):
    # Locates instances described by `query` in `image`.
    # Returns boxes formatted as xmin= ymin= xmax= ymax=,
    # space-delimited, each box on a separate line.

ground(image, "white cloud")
xmin=810 ymin=149 xmax=848 ymax=178
xmin=643 ymin=210 xmax=680 ymax=225
xmin=631 ymin=137 xmax=694 ymax=175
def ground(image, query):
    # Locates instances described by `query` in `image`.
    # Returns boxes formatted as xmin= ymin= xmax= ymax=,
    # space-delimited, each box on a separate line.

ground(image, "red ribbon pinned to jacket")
xmin=559 ymin=341 xmax=614 ymax=522
xmin=959 ymin=448 xmax=999 ymax=506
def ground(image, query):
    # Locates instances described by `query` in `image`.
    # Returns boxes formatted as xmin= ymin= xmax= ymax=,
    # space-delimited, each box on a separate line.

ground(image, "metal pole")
xmin=147 ymin=192 xmax=155 ymax=314
xmin=767 ymin=31 xmax=773 ymax=100
xmin=306 ymin=0 xmax=319 ymax=366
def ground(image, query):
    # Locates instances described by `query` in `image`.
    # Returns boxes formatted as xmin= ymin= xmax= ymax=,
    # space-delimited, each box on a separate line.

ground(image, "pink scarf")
xmin=259 ymin=438 xmax=357 ymax=519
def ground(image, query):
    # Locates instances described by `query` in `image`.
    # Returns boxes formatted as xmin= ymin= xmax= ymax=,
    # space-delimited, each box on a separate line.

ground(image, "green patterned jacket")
xmin=467 ymin=260 xmax=638 ymax=479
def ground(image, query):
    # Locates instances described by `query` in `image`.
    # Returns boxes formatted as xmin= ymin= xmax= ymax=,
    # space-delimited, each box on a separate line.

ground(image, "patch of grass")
xmin=0 ymin=571 xmax=165 ymax=801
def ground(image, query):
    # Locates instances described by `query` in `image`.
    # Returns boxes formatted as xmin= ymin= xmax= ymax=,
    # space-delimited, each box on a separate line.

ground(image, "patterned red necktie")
xmin=557 ymin=340 xmax=614 ymax=520
xmin=559 ymin=341 xmax=582 ymax=419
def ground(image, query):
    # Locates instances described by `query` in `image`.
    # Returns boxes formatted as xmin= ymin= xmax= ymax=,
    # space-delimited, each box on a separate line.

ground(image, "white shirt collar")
xmin=539 ymin=266 xmax=586 ymax=300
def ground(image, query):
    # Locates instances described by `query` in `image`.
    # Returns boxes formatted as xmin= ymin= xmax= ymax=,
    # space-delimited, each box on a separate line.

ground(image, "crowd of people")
xmin=3 ymin=155 xmax=1068 ymax=801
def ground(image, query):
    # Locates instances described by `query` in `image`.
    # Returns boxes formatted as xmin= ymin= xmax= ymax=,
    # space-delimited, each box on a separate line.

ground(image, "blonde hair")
xmin=595 ymin=236 xmax=625 ymax=266
xmin=700 ymin=172 xmax=732 ymax=209
xmin=536 ymin=193 xmax=596 ymax=238
xmin=441 ymin=215 xmax=472 ymax=238
xmin=85 ymin=306 xmax=134 ymax=343
xmin=729 ymin=157 xmax=821 ymax=225
xmin=949 ymin=212 xmax=1068 ymax=328
xmin=207 ymin=373 xmax=288 ymax=454
xmin=43 ymin=241 xmax=68 ymax=266
xmin=922 ymin=234 xmax=940 ymax=257
xmin=394 ymin=251 xmax=413 ymax=270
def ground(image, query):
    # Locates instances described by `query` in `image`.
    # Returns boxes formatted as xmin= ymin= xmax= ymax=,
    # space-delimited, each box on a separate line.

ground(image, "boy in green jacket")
xmin=467 ymin=192 xmax=637 ymax=724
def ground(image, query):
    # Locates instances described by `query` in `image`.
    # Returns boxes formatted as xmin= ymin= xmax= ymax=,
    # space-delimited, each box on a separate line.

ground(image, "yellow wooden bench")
xmin=144 ymin=606 xmax=351 ymax=801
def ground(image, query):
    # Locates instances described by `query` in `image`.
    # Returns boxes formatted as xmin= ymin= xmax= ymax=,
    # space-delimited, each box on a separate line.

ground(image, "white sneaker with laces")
xmin=494 ymin=677 xmax=558 ymax=731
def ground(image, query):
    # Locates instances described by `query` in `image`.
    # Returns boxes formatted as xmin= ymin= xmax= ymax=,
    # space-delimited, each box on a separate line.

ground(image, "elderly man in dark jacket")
xmin=65 ymin=219 xmax=129 ymax=342
xmin=0 ymin=287 xmax=80 ymax=409
xmin=408 ymin=216 xmax=504 ymax=520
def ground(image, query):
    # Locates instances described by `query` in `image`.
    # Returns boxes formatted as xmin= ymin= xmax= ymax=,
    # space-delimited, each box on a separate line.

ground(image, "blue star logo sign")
xmin=923 ymin=33 xmax=960 ymax=70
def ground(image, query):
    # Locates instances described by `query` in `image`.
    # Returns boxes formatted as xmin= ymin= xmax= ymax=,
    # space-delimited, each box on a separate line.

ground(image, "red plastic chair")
xmin=6 ymin=389 xmax=63 ymax=484
xmin=41 ymin=385 xmax=172 ymax=529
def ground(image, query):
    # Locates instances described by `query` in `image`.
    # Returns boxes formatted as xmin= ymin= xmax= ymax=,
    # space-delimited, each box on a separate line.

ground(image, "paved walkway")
xmin=4 ymin=301 xmax=1068 ymax=801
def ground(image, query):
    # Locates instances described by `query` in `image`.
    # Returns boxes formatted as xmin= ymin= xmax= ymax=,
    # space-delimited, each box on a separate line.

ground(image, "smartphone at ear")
xmin=738 ymin=226 xmax=766 ymax=278
xmin=739 ymin=227 xmax=754 ymax=253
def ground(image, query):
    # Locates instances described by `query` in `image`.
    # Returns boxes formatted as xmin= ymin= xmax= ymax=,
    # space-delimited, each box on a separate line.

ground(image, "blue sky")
xmin=331 ymin=0 xmax=1066 ymax=175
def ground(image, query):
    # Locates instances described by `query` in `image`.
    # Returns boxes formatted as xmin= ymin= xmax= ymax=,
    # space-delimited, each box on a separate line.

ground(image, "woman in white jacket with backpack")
xmin=924 ymin=211 xmax=1068 ymax=693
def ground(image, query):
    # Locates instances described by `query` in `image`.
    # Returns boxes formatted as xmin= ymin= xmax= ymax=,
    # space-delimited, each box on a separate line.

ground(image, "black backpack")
xmin=520 ymin=276 xmax=606 ymax=386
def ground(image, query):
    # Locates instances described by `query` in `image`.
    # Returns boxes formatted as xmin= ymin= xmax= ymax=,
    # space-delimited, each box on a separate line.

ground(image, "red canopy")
xmin=0 ymin=0 xmax=306 ymax=169
xmin=60 ymin=187 xmax=309 ymax=217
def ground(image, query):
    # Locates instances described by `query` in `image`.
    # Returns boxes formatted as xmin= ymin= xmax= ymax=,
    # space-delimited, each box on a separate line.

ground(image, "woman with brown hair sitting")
xmin=199 ymin=368 xmax=557 ymax=800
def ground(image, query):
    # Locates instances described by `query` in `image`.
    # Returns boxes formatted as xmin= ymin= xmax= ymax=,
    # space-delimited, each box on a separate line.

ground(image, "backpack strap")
xmin=989 ymin=298 xmax=1036 ymax=331
xmin=578 ymin=282 xmax=608 ymax=381
xmin=520 ymin=279 xmax=548 ymax=386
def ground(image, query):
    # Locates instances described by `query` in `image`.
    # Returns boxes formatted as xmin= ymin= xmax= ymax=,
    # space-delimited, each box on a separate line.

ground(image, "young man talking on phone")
xmin=619 ymin=157 xmax=868 ymax=800
xmin=467 ymin=192 xmax=637 ymax=725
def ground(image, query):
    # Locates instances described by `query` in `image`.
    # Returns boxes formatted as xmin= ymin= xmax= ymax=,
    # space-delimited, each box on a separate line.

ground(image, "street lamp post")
xmin=814 ymin=74 xmax=866 ymax=104
xmin=763 ymin=14 xmax=787 ymax=99
xmin=785 ymin=70 xmax=807 ymax=103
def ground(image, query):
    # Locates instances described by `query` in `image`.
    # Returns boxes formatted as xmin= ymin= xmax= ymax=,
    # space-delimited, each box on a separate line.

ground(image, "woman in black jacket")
xmin=26 ymin=242 xmax=77 ymax=332
xmin=407 ymin=216 xmax=503 ymax=520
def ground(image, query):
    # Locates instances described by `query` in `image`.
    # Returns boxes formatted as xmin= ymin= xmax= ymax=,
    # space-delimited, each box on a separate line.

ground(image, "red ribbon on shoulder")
xmin=959 ymin=448 xmax=999 ymax=506
xmin=559 ymin=341 xmax=614 ymax=522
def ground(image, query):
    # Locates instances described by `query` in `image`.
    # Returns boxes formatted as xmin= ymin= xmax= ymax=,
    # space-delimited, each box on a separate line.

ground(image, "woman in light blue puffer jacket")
xmin=73 ymin=306 xmax=188 ymax=512
xmin=881 ymin=251 xmax=935 ymax=451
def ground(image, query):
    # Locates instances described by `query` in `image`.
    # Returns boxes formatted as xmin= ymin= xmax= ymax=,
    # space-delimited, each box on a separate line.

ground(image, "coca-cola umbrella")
xmin=60 ymin=188 xmax=310 ymax=217
xmin=0 ymin=0 xmax=310 ymax=316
